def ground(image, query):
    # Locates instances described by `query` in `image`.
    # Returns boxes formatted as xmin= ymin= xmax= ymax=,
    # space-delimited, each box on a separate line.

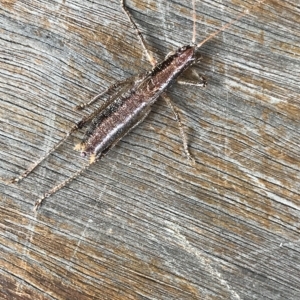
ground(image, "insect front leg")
xmin=177 ymin=57 xmax=207 ymax=87
xmin=161 ymin=93 xmax=196 ymax=166
xmin=177 ymin=74 xmax=207 ymax=87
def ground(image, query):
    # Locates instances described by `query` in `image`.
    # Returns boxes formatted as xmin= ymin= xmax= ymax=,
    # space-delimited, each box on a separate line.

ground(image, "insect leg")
xmin=177 ymin=76 xmax=207 ymax=87
xmin=176 ymin=61 xmax=207 ymax=87
xmin=162 ymin=93 xmax=195 ymax=166
xmin=75 ymin=76 xmax=134 ymax=111
xmin=8 ymin=122 xmax=83 ymax=184
xmin=33 ymin=159 xmax=96 ymax=211
xmin=34 ymin=107 xmax=152 ymax=211
xmin=8 ymin=77 xmax=135 ymax=184
xmin=120 ymin=0 xmax=156 ymax=66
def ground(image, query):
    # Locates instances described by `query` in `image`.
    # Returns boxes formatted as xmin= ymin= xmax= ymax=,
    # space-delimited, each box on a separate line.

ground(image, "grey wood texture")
xmin=1 ymin=0 xmax=300 ymax=299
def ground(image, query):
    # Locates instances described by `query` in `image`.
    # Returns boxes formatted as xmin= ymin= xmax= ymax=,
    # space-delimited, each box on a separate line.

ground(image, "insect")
xmin=7 ymin=0 xmax=267 ymax=210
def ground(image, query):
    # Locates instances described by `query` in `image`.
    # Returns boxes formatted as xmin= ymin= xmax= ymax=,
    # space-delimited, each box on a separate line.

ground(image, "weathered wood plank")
xmin=1 ymin=0 xmax=300 ymax=299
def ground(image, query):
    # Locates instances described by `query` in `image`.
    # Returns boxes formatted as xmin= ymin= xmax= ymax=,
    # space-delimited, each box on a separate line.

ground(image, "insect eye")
xmin=179 ymin=46 xmax=189 ymax=53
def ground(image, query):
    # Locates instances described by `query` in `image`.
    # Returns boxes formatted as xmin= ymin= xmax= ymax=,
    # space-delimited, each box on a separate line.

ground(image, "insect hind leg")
xmin=7 ymin=75 xmax=138 ymax=185
xmin=7 ymin=122 xmax=82 ymax=184
xmin=34 ymin=106 xmax=152 ymax=211
xmin=33 ymin=158 xmax=97 ymax=211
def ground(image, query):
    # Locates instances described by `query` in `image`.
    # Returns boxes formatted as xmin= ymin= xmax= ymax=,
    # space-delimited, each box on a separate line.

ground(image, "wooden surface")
xmin=1 ymin=0 xmax=300 ymax=299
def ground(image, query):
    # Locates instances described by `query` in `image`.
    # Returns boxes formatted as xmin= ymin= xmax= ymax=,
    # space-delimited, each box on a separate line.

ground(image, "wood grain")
xmin=1 ymin=0 xmax=300 ymax=299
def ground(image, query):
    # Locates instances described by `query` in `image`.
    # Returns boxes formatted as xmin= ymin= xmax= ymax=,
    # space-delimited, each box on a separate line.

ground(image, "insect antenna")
xmin=196 ymin=0 xmax=266 ymax=49
xmin=192 ymin=0 xmax=196 ymax=44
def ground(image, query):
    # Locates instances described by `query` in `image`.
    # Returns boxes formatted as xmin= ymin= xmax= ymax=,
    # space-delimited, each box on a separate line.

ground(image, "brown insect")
xmin=6 ymin=0 xmax=267 ymax=210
